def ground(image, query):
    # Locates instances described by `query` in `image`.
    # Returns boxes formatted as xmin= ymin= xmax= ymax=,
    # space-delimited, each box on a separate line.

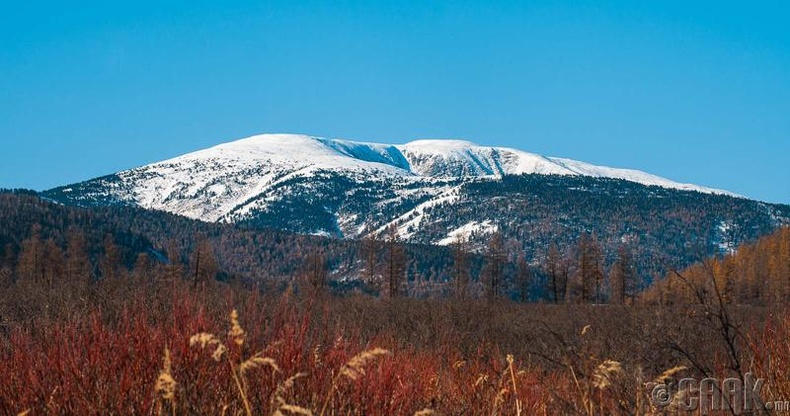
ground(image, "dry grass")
xmin=0 ymin=276 xmax=785 ymax=415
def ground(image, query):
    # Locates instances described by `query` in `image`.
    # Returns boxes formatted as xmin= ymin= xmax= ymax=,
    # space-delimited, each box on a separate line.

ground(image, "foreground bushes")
xmin=0 ymin=276 xmax=787 ymax=415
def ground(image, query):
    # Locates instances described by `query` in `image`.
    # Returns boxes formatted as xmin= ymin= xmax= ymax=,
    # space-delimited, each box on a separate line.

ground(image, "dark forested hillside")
xmin=3 ymin=185 xmax=789 ymax=302
xmin=0 ymin=191 xmax=469 ymax=296
xmin=45 ymin=171 xmax=790 ymax=289
xmin=406 ymin=175 xmax=789 ymax=284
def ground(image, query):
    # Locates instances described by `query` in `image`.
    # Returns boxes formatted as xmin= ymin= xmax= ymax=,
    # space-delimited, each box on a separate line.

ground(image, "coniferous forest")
xmin=1 ymin=189 xmax=790 ymax=414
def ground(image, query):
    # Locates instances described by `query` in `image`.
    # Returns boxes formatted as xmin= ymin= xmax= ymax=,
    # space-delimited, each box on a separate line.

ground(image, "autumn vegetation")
xmin=1 ymin=191 xmax=789 ymax=414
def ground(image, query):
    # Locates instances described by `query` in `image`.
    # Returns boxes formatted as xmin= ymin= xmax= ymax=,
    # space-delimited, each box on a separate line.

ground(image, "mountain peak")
xmin=45 ymin=132 xmax=740 ymax=227
xmin=208 ymin=133 xmax=324 ymax=155
xmin=152 ymin=133 xmax=734 ymax=195
xmin=403 ymin=139 xmax=480 ymax=148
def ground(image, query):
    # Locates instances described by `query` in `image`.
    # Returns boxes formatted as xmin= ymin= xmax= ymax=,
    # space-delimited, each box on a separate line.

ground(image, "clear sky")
xmin=1 ymin=1 xmax=788 ymax=203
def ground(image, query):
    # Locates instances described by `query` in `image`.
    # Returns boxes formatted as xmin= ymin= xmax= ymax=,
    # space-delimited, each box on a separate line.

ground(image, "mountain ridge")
xmin=45 ymin=133 xmax=740 ymax=235
xmin=188 ymin=134 xmax=733 ymax=194
xmin=41 ymin=133 xmax=790 ymax=282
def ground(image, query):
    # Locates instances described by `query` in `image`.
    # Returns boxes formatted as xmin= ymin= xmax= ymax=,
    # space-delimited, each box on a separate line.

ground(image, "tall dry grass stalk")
xmin=507 ymin=354 xmax=523 ymax=416
xmin=271 ymin=373 xmax=313 ymax=416
xmin=339 ymin=348 xmax=391 ymax=380
xmin=653 ymin=365 xmax=687 ymax=384
xmin=154 ymin=347 xmax=177 ymax=416
xmin=190 ymin=309 xmax=280 ymax=416
xmin=592 ymin=360 xmax=623 ymax=389
xmin=319 ymin=348 xmax=391 ymax=416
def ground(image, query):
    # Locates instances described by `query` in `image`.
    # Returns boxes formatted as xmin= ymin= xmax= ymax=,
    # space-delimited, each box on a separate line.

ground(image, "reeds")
xmin=0 ymin=275 xmax=784 ymax=415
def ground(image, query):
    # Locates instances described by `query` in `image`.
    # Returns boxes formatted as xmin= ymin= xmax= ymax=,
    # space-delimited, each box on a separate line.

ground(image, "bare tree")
xmin=575 ymin=233 xmax=603 ymax=303
xmin=610 ymin=245 xmax=635 ymax=305
xmin=65 ymin=228 xmax=91 ymax=285
xmin=451 ymin=232 xmax=471 ymax=299
xmin=304 ymin=250 xmax=328 ymax=296
xmin=190 ymin=235 xmax=218 ymax=287
xmin=545 ymin=242 xmax=568 ymax=303
xmin=516 ymin=255 xmax=532 ymax=302
xmin=384 ymin=224 xmax=406 ymax=299
xmin=16 ymin=224 xmax=44 ymax=282
xmin=162 ymin=240 xmax=184 ymax=281
xmin=99 ymin=234 xmax=121 ymax=280
xmin=359 ymin=228 xmax=381 ymax=288
xmin=483 ymin=231 xmax=506 ymax=300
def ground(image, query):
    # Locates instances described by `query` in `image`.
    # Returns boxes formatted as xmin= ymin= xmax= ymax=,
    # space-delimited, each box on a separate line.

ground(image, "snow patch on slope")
xmin=398 ymin=139 xmax=576 ymax=178
xmin=372 ymin=185 xmax=462 ymax=240
xmin=436 ymin=220 xmax=499 ymax=246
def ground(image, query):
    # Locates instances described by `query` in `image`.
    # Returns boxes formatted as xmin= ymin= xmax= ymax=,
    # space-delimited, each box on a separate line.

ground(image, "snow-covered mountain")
xmin=42 ymin=133 xmax=790 ymax=282
xmin=156 ymin=134 xmax=728 ymax=192
xmin=45 ymin=133 xmax=755 ymax=243
xmin=397 ymin=138 xmax=730 ymax=194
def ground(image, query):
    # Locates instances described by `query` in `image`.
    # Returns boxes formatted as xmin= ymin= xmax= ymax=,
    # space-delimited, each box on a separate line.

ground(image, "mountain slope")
xmin=46 ymin=133 xmax=732 ymax=225
xmin=42 ymin=133 xmax=789 ymax=282
xmin=397 ymin=138 xmax=731 ymax=195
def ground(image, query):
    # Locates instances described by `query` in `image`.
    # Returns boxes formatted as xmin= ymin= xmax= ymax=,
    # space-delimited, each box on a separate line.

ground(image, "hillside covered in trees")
xmin=1 ymin=190 xmax=790 ymax=414
xmin=644 ymin=226 xmax=790 ymax=305
xmin=2 ymin=189 xmax=788 ymax=304
xmin=44 ymin=173 xmax=790 ymax=293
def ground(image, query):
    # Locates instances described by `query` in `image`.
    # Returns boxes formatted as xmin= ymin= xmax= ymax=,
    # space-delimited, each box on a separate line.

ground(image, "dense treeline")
xmin=414 ymin=175 xmax=789 ymax=284
xmin=1 ymin=190 xmax=788 ymax=306
xmin=644 ymin=226 xmax=790 ymax=305
xmin=0 ymin=191 xmax=470 ymax=297
xmin=44 ymin=172 xmax=790 ymax=295
xmin=0 ymin=191 xmax=646 ymax=304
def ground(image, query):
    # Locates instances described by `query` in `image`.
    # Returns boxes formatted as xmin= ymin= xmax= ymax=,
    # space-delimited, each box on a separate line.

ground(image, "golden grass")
xmin=5 ymin=278 xmax=780 ymax=415
xmin=339 ymin=348 xmax=391 ymax=381
xmin=592 ymin=359 xmax=623 ymax=390
xmin=154 ymin=347 xmax=177 ymax=416
xmin=271 ymin=373 xmax=313 ymax=416
xmin=319 ymin=347 xmax=392 ymax=416
xmin=190 ymin=309 xmax=281 ymax=416
xmin=653 ymin=365 xmax=687 ymax=384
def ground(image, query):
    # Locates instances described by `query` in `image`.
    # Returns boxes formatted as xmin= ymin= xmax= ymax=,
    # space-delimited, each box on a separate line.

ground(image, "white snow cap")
xmin=93 ymin=133 xmax=737 ymax=226
xmin=157 ymin=133 xmax=731 ymax=195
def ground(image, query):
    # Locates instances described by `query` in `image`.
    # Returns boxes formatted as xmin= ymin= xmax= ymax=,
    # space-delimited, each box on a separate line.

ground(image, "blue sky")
xmin=1 ymin=1 xmax=788 ymax=203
